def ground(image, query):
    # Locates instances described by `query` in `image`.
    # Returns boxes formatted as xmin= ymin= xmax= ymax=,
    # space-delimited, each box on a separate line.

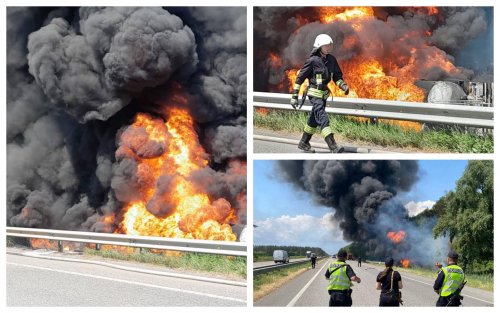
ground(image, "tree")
xmin=433 ymin=161 xmax=493 ymax=272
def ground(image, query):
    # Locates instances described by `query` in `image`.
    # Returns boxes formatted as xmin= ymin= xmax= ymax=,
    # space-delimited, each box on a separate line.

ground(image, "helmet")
xmin=313 ymin=34 xmax=333 ymax=48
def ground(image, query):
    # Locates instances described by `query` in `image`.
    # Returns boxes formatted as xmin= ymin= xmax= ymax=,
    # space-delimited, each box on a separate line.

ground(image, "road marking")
xmin=400 ymin=274 xmax=493 ymax=305
xmin=7 ymin=262 xmax=246 ymax=304
xmin=286 ymin=259 xmax=330 ymax=307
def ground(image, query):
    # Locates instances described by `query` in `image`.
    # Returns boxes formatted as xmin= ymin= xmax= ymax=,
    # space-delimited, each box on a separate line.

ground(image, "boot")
xmin=325 ymin=134 xmax=344 ymax=153
xmin=298 ymin=132 xmax=313 ymax=152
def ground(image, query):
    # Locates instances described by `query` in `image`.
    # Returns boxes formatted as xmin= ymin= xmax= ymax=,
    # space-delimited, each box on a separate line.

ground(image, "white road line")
xmin=286 ymin=259 xmax=330 ymax=307
xmin=400 ymin=274 xmax=493 ymax=305
xmin=7 ymin=262 xmax=246 ymax=304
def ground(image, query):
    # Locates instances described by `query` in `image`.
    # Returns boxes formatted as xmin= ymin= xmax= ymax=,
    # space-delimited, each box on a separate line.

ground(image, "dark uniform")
xmin=291 ymin=49 xmax=347 ymax=152
xmin=376 ymin=269 xmax=402 ymax=306
xmin=311 ymin=254 xmax=317 ymax=268
xmin=325 ymin=260 xmax=356 ymax=306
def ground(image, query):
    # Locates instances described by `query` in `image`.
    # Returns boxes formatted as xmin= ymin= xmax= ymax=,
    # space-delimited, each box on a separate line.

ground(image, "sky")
xmin=253 ymin=160 xmax=468 ymax=254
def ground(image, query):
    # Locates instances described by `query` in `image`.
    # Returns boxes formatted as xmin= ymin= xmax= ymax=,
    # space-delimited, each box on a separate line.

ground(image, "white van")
xmin=273 ymin=250 xmax=289 ymax=263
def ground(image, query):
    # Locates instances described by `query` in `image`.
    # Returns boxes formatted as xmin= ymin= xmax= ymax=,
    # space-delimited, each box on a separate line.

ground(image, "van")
xmin=306 ymin=251 xmax=312 ymax=258
xmin=273 ymin=250 xmax=289 ymax=263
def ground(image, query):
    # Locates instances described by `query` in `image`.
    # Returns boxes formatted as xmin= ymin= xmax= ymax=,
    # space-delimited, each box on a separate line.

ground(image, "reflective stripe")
xmin=307 ymin=87 xmax=329 ymax=98
xmin=335 ymin=79 xmax=345 ymax=87
xmin=316 ymin=73 xmax=323 ymax=85
xmin=321 ymin=127 xmax=333 ymax=138
xmin=440 ymin=265 xmax=465 ymax=297
xmin=304 ymin=124 xmax=316 ymax=135
xmin=293 ymin=83 xmax=301 ymax=90
xmin=327 ymin=261 xmax=351 ymax=291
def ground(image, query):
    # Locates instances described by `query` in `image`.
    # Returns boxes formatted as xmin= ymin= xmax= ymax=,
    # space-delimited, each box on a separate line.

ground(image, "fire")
xmin=387 ymin=230 xmax=406 ymax=244
xmin=30 ymin=238 xmax=58 ymax=250
xmin=256 ymin=108 xmax=269 ymax=116
xmin=276 ymin=7 xmax=464 ymax=132
xmin=400 ymin=259 xmax=411 ymax=268
xmin=115 ymin=107 xmax=238 ymax=241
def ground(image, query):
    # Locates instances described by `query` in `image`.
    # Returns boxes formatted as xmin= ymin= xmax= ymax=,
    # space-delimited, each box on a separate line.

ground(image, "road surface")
xmin=255 ymin=259 xmax=493 ymax=307
xmin=7 ymin=252 xmax=246 ymax=306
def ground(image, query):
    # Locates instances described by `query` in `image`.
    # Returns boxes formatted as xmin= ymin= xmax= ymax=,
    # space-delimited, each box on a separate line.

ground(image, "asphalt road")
xmin=7 ymin=253 xmax=246 ymax=306
xmin=255 ymin=259 xmax=493 ymax=307
xmin=254 ymin=258 xmax=309 ymax=268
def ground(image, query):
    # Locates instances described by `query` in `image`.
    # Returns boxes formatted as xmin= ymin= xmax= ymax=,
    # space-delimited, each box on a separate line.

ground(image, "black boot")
xmin=325 ymin=134 xmax=344 ymax=153
xmin=298 ymin=132 xmax=313 ymax=152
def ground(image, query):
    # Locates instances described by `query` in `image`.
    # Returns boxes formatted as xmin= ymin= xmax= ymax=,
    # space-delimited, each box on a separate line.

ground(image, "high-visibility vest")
xmin=440 ymin=265 xmax=465 ymax=297
xmin=327 ymin=261 xmax=351 ymax=291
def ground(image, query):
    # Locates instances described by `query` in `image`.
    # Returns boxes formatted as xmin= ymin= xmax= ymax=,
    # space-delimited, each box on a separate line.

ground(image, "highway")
xmin=254 ymin=258 xmax=309 ymax=268
xmin=255 ymin=259 xmax=493 ymax=307
xmin=7 ymin=252 xmax=246 ymax=306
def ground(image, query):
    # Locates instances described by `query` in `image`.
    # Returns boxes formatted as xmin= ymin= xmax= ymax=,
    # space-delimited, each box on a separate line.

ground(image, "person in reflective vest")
xmin=325 ymin=248 xmax=361 ymax=306
xmin=290 ymin=34 xmax=349 ymax=153
xmin=433 ymin=251 xmax=465 ymax=306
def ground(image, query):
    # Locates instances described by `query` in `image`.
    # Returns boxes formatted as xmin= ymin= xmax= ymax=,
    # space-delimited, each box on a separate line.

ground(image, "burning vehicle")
xmin=7 ymin=7 xmax=247 ymax=242
xmin=255 ymin=7 xmax=493 ymax=131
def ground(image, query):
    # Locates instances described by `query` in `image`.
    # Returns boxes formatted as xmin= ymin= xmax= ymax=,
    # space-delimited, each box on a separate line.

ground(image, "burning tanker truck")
xmin=255 ymin=7 xmax=493 ymax=131
xmin=7 ymin=7 xmax=247 ymax=242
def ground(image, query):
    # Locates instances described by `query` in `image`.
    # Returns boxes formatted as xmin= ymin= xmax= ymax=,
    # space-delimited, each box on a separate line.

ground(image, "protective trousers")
xmin=328 ymin=290 xmax=352 ymax=307
xmin=304 ymin=96 xmax=332 ymax=137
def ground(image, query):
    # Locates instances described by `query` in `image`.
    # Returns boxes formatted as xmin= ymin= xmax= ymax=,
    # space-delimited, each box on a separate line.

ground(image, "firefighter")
xmin=433 ymin=251 xmax=465 ymax=307
xmin=290 ymin=33 xmax=349 ymax=153
xmin=325 ymin=248 xmax=361 ymax=306
xmin=376 ymin=257 xmax=403 ymax=307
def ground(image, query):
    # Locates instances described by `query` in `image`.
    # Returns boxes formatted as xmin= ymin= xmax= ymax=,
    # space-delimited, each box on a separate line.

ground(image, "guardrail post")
xmin=95 ymin=243 xmax=101 ymax=251
xmin=58 ymin=240 xmax=63 ymax=253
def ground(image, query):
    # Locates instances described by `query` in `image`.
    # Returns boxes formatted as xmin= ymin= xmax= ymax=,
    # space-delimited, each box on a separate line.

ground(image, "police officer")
xmin=325 ymin=248 xmax=361 ymax=306
xmin=357 ymin=256 xmax=362 ymax=267
xmin=433 ymin=251 xmax=465 ymax=307
xmin=311 ymin=253 xmax=317 ymax=269
xmin=290 ymin=34 xmax=349 ymax=153
xmin=376 ymin=257 xmax=403 ymax=306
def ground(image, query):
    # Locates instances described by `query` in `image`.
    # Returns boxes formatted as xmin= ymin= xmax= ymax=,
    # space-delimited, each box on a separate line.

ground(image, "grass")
xmin=85 ymin=248 xmax=246 ymax=279
xmin=254 ymin=255 xmax=305 ymax=262
xmin=254 ymin=110 xmax=493 ymax=153
xmin=254 ymin=258 xmax=325 ymax=301
xmin=367 ymin=261 xmax=493 ymax=291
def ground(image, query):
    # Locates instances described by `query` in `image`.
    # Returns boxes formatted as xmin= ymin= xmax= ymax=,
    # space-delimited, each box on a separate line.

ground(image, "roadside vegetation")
xmin=85 ymin=247 xmax=246 ymax=279
xmin=254 ymin=110 xmax=493 ymax=153
xmin=254 ymin=258 xmax=326 ymax=301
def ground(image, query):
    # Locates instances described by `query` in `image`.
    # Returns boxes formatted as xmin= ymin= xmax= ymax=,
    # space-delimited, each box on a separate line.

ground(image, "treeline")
xmin=432 ymin=160 xmax=493 ymax=274
xmin=254 ymin=245 xmax=328 ymax=258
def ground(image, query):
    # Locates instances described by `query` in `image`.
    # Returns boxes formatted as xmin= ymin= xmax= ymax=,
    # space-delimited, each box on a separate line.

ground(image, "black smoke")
xmin=7 ymin=7 xmax=246 ymax=235
xmin=275 ymin=160 xmax=446 ymax=261
xmin=254 ymin=7 xmax=493 ymax=92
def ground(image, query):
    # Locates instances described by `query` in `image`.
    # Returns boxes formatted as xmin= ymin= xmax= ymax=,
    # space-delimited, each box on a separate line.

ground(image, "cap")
xmin=447 ymin=251 xmax=459 ymax=259
xmin=337 ymin=248 xmax=348 ymax=258
xmin=385 ymin=257 xmax=394 ymax=267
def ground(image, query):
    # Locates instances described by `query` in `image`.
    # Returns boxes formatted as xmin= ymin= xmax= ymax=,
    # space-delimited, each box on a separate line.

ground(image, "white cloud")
xmin=405 ymin=200 xmax=436 ymax=217
xmin=254 ymin=213 xmax=346 ymax=253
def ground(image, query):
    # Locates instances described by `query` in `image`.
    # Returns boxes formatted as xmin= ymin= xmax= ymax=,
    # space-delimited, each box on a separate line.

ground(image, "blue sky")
xmin=253 ymin=160 xmax=468 ymax=254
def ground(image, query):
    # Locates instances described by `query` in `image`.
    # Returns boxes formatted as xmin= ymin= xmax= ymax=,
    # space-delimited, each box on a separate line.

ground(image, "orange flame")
xmin=387 ymin=230 xmax=406 ymax=244
xmin=318 ymin=7 xmax=374 ymax=23
xmin=400 ymin=259 xmax=411 ymax=268
xmin=115 ymin=107 xmax=238 ymax=241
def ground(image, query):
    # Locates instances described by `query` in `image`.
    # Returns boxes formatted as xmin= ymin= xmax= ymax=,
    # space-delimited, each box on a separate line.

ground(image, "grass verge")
xmin=254 ymin=110 xmax=493 ymax=153
xmin=367 ymin=262 xmax=493 ymax=291
xmin=254 ymin=259 xmax=325 ymax=301
xmin=254 ymin=255 xmax=305 ymax=262
xmin=85 ymin=248 xmax=246 ymax=279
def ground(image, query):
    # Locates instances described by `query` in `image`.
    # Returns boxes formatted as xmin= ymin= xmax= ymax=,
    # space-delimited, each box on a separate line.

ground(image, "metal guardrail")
xmin=254 ymin=257 xmax=325 ymax=275
xmin=6 ymin=227 xmax=247 ymax=256
xmin=254 ymin=92 xmax=494 ymax=128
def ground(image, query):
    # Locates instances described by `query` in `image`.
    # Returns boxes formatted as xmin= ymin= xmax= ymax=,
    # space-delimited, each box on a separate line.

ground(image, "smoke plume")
xmin=7 ymin=7 xmax=246 ymax=239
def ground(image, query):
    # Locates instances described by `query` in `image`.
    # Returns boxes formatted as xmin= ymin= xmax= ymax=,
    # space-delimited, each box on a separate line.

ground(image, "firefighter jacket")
xmin=439 ymin=265 xmax=465 ymax=297
xmin=292 ymin=50 xmax=345 ymax=99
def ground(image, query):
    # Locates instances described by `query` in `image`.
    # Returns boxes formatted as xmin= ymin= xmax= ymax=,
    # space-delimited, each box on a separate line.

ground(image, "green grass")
xmin=254 ymin=110 xmax=493 ymax=153
xmin=367 ymin=261 xmax=493 ymax=291
xmin=254 ymin=261 xmax=312 ymax=292
xmin=85 ymin=248 xmax=246 ymax=279
xmin=254 ymin=255 xmax=305 ymax=262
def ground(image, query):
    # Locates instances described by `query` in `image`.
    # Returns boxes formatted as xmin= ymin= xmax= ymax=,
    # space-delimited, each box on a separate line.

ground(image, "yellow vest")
xmin=327 ymin=261 xmax=351 ymax=291
xmin=440 ymin=264 xmax=465 ymax=297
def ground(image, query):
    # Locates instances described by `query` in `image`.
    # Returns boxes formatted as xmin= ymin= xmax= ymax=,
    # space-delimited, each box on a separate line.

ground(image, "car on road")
xmin=273 ymin=250 xmax=289 ymax=263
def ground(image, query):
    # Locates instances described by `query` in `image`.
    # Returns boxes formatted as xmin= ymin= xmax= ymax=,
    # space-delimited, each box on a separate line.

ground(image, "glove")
xmin=340 ymin=83 xmax=349 ymax=95
xmin=291 ymin=93 xmax=299 ymax=109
